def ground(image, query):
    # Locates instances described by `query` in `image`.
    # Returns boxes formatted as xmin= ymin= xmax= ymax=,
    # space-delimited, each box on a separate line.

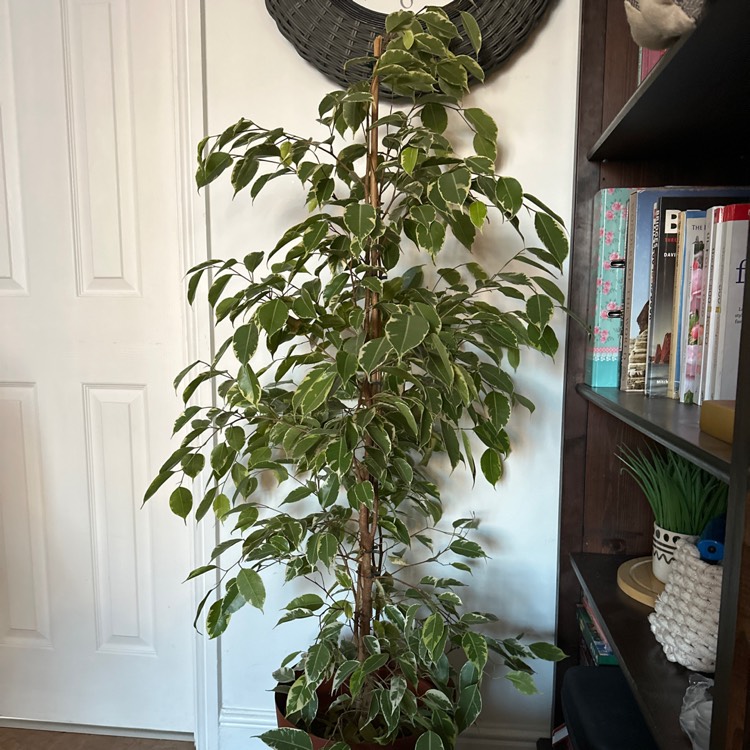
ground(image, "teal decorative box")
xmin=584 ymin=187 xmax=630 ymax=387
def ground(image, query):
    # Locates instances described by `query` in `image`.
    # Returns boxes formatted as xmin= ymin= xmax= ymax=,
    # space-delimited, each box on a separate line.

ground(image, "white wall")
xmin=203 ymin=3 xmax=580 ymax=748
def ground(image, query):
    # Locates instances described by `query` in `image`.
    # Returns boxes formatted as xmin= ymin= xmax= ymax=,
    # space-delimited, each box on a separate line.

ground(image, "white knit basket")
xmin=648 ymin=541 xmax=722 ymax=673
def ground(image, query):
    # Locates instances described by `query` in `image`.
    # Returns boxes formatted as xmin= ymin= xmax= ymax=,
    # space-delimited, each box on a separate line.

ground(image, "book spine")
xmin=585 ymin=188 xmax=629 ymax=387
xmin=703 ymin=207 xmax=726 ymax=402
xmin=638 ymin=48 xmax=667 ymax=83
xmin=647 ymin=202 xmax=682 ymax=397
xmin=698 ymin=208 xmax=722 ymax=405
xmin=645 ymin=203 xmax=662 ymax=396
xmin=620 ymin=191 xmax=639 ymax=391
xmin=576 ymin=606 xmax=617 ymax=665
xmin=580 ymin=594 xmax=609 ymax=645
xmin=679 ymin=217 xmax=707 ymax=404
xmin=668 ymin=211 xmax=687 ymax=399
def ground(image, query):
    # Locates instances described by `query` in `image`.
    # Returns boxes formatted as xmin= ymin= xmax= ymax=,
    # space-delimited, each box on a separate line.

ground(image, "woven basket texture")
xmin=265 ymin=0 xmax=551 ymax=89
xmin=649 ymin=541 xmax=723 ymax=673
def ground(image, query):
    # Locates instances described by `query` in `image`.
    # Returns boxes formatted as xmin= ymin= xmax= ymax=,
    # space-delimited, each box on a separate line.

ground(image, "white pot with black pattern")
xmin=652 ymin=523 xmax=699 ymax=583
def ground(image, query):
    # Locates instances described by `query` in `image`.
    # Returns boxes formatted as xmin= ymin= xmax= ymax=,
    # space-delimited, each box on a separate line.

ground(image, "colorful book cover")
xmin=575 ymin=605 xmax=617 ymax=666
xmin=621 ymin=189 xmax=656 ymax=392
xmin=678 ymin=214 xmax=707 ymax=404
xmin=668 ymin=211 xmax=688 ymax=399
xmin=621 ymin=187 xmax=750 ymax=393
xmin=702 ymin=207 xmax=728 ymax=401
xmin=695 ymin=208 xmax=723 ymax=404
xmin=646 ymin=191 xmax=750 ymax=397
xmin=584 ymin=188 xmax=629 ymax=387
xmin=712 ymin=203 xmax=749 ymax=400
xmin=667 ymin=211 xmax=706 ymax=399
xmin=581 ymin=593 xmax=610 ymax=645
xmin=638 ymin=47 xmax=667 ymax=84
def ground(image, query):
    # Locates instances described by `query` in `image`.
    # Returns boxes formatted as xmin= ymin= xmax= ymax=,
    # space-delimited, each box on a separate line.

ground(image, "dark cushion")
xmin=561 ymin=666 xmax=659 ymax=750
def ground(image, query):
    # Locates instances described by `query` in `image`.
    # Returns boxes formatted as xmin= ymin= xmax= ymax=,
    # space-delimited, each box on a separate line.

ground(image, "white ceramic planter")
xmin=652 ymin=523 xmax=699 ymax=583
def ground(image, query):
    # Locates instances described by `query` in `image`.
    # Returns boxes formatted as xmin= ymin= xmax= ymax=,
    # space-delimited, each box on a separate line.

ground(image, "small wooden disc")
xmin=617 ymin=557 xmax=665 ymax=608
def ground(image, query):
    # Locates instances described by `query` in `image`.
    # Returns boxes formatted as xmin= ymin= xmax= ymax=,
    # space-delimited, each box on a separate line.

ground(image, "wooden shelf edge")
xmin=576 ymin=384 xmax=731 ymax=482
xmin=588 ymin=0 xmax=750 ymax=162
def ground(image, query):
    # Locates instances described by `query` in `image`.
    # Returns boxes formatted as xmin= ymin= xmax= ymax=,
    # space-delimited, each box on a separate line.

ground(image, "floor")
xmin=0 ymin=729 xmax=193 ymax=750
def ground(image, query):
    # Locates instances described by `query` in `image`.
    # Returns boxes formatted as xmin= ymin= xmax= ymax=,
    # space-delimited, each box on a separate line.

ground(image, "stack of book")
xmin=584 ymin=186 xmax=750 ymax=405
xmin=576 ymin=598 xmax=617 ymax=666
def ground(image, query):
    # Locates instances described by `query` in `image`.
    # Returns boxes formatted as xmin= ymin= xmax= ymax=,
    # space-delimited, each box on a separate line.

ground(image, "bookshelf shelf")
xmin=571 ymin=554 xmax=691 ymax=750
xmin=576 ymin=385 xmax=732 ymax=482
xmin=588 ymin=0 xmax=750 ymax=161
xmin=558 ymin=1 xmax=750 ymax=746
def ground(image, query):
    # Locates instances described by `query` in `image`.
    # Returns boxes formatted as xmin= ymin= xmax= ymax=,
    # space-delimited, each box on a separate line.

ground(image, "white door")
xmin=0 ymin=0 xmax=201 ymax=733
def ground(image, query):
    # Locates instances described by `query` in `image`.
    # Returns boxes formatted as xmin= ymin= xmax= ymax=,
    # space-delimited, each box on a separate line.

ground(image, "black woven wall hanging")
xmin=264 ymin=1 xmax=552 ymax=89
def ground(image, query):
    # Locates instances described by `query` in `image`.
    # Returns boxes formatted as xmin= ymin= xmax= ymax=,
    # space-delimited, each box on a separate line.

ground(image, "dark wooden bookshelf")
xmin=571 ymin=553 xmax=691 ymax=750
xmin=557 ymin=0 xmax=750 ymax=747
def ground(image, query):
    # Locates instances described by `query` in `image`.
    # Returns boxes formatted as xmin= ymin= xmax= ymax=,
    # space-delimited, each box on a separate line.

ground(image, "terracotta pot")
xmin=274 ymin=677 xmax=432 ymax=750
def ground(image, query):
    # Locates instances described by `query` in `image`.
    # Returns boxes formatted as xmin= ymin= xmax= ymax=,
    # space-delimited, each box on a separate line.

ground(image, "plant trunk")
xmin=355 ymin=34 xmax=383 ymax=664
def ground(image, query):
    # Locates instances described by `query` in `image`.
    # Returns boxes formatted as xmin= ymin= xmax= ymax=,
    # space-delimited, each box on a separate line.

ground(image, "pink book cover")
xmin=638 ymin=48 xmax=667 ymax=83
xmin=679 ymin=218 xmax=707 ymax=404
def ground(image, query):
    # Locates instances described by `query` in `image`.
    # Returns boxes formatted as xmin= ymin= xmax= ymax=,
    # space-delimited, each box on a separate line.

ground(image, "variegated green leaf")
xmin=456 ymin=683 xmax=482 ymax=731
xmin=260 ymin=727 xmax=313 ymax=750
xmin=237 ymin=568 xmax=265 ymax=611
xmin=415 ymin=731 xmax=444 ymax=750
xmin=257 ymin=298 xmax=289 ymax=336
xmin=233 ymin=323 xmax=259 ymax=364
xmin=305 ymin=641 xmax=331 ymax=682
xmin=460 ymin=11 xmax=482 ymax=53
xmin=385 ymin=315 xmax=430 ymax=356
xmin=437 ymin=168 xmax=471 ymax=206
xmin=422 ymin=612 xmax=446 ymax=661
xmin=359 ymin=337 xmax=393 ymax=374
xmin=534 ymin=212 xmax=568 ymax=264
xmin=401 ymin=147 xmax=419 ymax=175
xmin=344 ymin=203 xmax=377 ymax=239
xmin=496 ymin=176 xmax=523 ymax=216
xmin=462 ymin=631 xmax=488 ymax=670
xmin=505 ymin=670 xmax=539 ymax=695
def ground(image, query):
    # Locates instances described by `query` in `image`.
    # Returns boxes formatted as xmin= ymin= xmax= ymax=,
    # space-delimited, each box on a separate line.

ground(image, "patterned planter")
xmin=652 ymin=523 xmax=698 ymax=583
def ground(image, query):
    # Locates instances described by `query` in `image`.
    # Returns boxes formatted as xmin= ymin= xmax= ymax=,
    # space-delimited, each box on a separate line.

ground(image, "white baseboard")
xmin=0 ymin=717 xmax=194 ymax=743
xmin=219 ymin=706 xmax=276 ymax=730
xmin=218 ymin=705 xmax=540 ymax=750
xmin=219 ymin=706 xmax=276 ymax=748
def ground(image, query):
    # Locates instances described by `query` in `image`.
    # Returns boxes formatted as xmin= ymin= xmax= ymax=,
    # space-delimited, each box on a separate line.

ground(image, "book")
xmin=551 ymin=723 xmax=572 ymax=749
xmin=677 ymin=214 xmax=707 ymax=404
xmin=711 ymin=203 xmax=749 ymax=399
xmin=621 ymin=189 xmax=659 ymax=392
xmin=668 ymin=211 xmax=688 ymax=398
xmin=670 ymin=211 xmax=705 ymax=398
xmin=700 ymin=399 xmax=735 ymax=444
xmin=646 ymin=191 xmax=750 ymax=397
xmin=576 ymin=604 xmax=617 ymax=666
xmin=584 ymin=188 xmax=629 ymax=387
xmin=638 ymin=47 xmax=667 ymax=84
xmin=701 ymin=206 xmax=727 ymax=402
xmin=580 ymin=594 xmax=612 ymax=647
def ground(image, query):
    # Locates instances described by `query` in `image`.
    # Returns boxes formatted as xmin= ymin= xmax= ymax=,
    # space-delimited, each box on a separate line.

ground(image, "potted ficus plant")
xmin=146 ymin=7 xmax=568 ymax=750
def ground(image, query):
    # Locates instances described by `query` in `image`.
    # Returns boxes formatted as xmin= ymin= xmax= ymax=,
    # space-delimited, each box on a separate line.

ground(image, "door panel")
xmin=0 ymin=0 xmax=197 ymax=733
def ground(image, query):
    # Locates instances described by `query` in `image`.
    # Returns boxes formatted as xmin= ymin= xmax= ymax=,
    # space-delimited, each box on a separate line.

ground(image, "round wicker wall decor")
xmin=264 ymin=0 xmax=552 ymax=89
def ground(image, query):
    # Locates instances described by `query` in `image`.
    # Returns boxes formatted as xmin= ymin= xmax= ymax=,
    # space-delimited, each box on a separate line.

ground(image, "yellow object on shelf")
xmin=617 ymin=557 xmax=665 ymax=608
xmin=700 ymin=400 xmax=735 ymax=444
